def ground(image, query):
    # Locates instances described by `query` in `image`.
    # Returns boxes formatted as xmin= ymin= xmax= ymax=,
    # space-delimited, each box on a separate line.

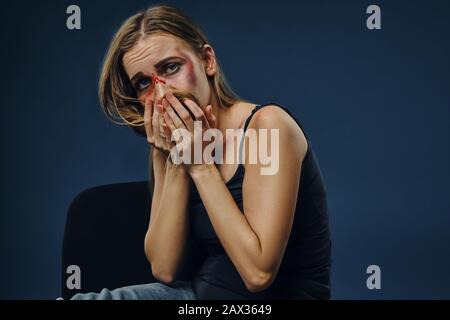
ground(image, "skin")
xmin=122 ymin=33 xmax=308 ymax=292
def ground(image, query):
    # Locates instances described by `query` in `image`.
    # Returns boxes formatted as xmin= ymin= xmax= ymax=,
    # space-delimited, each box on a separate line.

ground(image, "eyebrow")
xmin=130 ymin=56 xmax=180 ymax=85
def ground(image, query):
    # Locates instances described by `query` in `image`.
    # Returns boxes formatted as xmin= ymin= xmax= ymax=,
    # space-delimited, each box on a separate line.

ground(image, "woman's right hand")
xmin=144 ymin=95 xmax=172 ymax=155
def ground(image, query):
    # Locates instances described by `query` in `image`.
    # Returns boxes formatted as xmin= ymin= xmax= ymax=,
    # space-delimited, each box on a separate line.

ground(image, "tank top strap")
xmin=237 ymin=103 xmax=310 ymax=164
xmin=242 ymin=103 xmax=309 ymax=138
xmin=242 ymin=104 xmax=263 ymax=132
xmin=238 ymin=104 xmax=264 ymax=164
xmin=264 ymin=103 xmax=310 ymax=140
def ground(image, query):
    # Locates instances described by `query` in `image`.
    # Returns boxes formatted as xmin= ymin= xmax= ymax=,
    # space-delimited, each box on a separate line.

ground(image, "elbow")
xmin=151 ymin=266 xmax=176 ymax=285
xmin=244 ymin=270 xmax=275 ymax=293
xmin=145 ymin=233 xmax=176 ymax=285
xmin=154 ymin=273 xmax=176 ymax=285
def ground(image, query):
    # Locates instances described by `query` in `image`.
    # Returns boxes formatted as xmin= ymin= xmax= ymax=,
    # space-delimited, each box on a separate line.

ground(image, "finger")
xmin=183 ymin=99 xmax=209 ymax=128
xmin=144 ymin=95 xmax=154 ymax=144
xmin=165 ymin=93 xmax=194 ymax=130
xmin=162 ymin=123 xmax=172 ymax=141
xmin=163 ymin=98 xmax=187 ymax=130
xmin=163 ymin=109 xmax=182 ymax=142
xmin=211 ymin=108 xmax=217 ymax=128
xmin=152 ymin=102 xmax=164 ymax=146
xmin=204 ymin=105 xmax=215 ymax=128
xmin=157 ymin=104 xmax=167 ymax=139
xmin=139 ymin=90 xmax=150 ymax=107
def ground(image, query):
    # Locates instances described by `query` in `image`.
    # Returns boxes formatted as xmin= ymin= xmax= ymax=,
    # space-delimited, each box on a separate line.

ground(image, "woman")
xmin=71 ymin=4 xmax=332 ymax=300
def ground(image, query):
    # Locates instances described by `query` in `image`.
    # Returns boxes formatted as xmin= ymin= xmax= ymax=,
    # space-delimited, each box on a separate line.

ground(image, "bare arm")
xmin=141 ymin=94 xmax=192 ymax=284
xmin=161 ymin=95 xmax=306 ymax=292
xmin=188 ymin=106 xmax=308 ymax=292
xmin=144 ymin=149 xmax=192 ymax=284
xmin=148 ymin=148 xmax=169 ymax=219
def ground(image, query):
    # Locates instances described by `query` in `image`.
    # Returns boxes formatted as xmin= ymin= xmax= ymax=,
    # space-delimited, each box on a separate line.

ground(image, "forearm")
xmin=149 ymin=148 xmax=169 ymax=217
xmin=145 ymin=160 xmax=191 ymax=282
xmin=189 ymin=165 xmax=270 ymax=289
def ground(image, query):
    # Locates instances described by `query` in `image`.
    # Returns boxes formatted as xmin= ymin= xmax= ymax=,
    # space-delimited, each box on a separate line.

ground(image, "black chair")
xmin=61 ymin=181 xmax=204 ymax=299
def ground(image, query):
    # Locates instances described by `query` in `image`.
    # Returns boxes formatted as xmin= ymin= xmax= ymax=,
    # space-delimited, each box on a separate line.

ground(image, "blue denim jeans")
xmin=70 ymin=281 xmax=196 ymax=300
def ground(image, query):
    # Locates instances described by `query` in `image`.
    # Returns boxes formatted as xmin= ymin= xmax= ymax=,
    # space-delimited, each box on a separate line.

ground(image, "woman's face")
xmin=123 ymin=33 xmax=214 ymax=109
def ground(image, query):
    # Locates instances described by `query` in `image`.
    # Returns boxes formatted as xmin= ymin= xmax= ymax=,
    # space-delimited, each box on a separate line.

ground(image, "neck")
xmin=210 ymin=94 xmax=241 ymax=137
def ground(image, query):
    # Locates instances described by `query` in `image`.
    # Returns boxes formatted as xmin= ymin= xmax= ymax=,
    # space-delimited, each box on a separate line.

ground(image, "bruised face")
xmin=122 ymin=33 xmax=213 ymax=109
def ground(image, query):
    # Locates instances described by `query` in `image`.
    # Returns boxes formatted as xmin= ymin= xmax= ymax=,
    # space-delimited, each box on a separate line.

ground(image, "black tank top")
xmin=188 ymin=103 xmax=332 ymax=299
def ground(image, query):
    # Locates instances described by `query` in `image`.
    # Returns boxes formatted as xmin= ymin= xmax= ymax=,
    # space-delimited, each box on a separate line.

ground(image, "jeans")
xmin=70 ymin=281 xmax=196 ymax=300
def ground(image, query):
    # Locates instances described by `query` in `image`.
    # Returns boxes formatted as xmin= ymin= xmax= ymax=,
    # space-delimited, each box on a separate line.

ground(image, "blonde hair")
xmin=98 ymin=5 xmax=240 ymax=194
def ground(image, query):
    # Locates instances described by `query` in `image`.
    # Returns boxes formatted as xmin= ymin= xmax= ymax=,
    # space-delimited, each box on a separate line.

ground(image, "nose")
xmin=153 ymin=75 xmax=167 ymax=105
xmin=154 ymin=82 xmax=165 ymax=105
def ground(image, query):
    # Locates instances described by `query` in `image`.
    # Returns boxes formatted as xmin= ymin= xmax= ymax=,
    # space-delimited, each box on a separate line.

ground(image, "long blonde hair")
xmin=98 ymin=4 xmax=240 ymax=193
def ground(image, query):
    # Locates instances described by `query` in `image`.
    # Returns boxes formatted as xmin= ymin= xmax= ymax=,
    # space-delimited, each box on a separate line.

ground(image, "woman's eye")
xmin=164 ymin=63 xmax=180 ymax=75
xmin=137 ymin=78 xmax=151 ymax=91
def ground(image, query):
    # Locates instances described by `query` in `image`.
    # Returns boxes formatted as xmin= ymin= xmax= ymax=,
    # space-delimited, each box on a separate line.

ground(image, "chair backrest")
xmin=61 ymin=181 xmax=205 ymax=299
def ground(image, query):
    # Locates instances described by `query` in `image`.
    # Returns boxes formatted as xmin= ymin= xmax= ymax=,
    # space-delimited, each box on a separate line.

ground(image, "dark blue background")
xmin=1 ymin=0 xmax=449 ymax=299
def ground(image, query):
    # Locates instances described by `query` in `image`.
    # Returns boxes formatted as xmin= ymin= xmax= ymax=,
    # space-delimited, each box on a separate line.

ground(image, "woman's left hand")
xmin=160 ymin=92 xmax=218 ymax=174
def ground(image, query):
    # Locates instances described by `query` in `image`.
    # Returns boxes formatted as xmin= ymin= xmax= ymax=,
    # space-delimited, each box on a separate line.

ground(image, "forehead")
xmin=123 ymin=33 xmax=195 ymax=78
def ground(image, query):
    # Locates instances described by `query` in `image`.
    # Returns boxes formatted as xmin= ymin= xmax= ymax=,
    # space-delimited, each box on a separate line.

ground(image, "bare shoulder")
xmin=246 ymin=104 xmax=308 ymax=161
xmin=253 ymin=104 xmax=306 ymax=141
